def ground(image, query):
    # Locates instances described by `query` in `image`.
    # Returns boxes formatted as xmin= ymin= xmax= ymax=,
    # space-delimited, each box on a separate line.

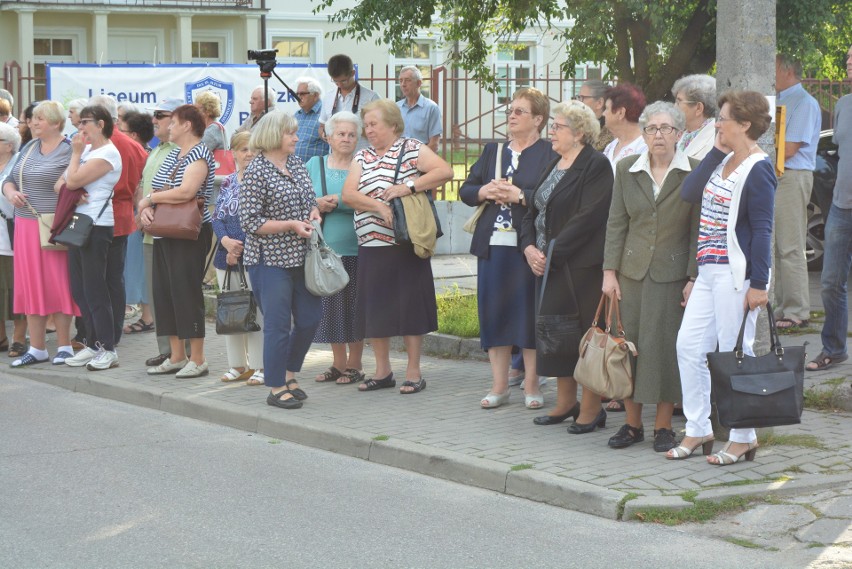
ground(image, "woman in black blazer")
xmin=521 ymin=100 xmax=615 ymax=433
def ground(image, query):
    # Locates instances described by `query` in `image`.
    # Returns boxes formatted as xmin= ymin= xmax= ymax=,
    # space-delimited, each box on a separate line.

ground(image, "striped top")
xmin=697 ymin=167 xmax=742 ymax=265
xmin=150 ymin=143 xmax=215 ymax=224
xmin=354 ymin=137 xmax=422 ymax=247
xmin=5 ymin=138 xmax=72 ymax=219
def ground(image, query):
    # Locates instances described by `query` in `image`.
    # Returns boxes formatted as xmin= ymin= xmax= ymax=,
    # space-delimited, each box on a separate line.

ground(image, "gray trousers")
xmin=771 ymin=169 xmax=813 ymax=322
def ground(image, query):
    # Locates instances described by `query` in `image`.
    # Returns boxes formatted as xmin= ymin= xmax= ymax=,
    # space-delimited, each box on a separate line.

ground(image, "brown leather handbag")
xmin=145 ymin=159 xmax=205 ymax=240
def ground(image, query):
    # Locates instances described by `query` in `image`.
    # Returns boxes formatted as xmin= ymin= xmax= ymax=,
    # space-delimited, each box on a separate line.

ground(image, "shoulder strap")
xmin=537 ymin=240 xmax=579 ymax=317
xmin=393 ymin=138 xmax=408 ymax=184
xmin=495 ymin=143 xmax=504 ymax=180
xmin=319 ymin=156 xmax=328 ymax=196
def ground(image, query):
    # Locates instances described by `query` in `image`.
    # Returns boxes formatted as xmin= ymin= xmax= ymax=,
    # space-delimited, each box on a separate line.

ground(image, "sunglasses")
xmin=78 ymin=118 xmax=96 ymax=125
xmin=504 ymin=107 xmax=532 ymax=117
xmin=153 ymin=111 xmax=172 ymax=120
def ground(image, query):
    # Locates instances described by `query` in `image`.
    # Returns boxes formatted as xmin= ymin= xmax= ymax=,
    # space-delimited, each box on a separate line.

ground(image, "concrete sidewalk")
xmin=4 ymin=256 xmax=852 ymax=526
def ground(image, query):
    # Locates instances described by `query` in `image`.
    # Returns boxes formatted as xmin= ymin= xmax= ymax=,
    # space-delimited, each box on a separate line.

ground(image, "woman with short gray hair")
xmin=672 ymin=74 xmax=717 ymax=159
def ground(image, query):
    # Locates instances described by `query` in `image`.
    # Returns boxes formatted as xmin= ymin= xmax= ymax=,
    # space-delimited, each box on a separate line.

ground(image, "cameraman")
xmin=236 ymin=84 xmax=278 ymax=134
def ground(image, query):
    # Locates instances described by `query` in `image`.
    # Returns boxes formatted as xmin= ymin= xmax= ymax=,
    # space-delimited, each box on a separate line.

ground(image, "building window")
xmin=33 ymin=36 xmax=77 ymax=101
xmin=495 ymin=44 xmax=533 ymax=105
xmin=192 ymin=40 xmax=220 ymax=61
xmin=272 ymin=38 xmax=313 ymax=63
xmin=392 ymin=41 xmax=434 ymax=100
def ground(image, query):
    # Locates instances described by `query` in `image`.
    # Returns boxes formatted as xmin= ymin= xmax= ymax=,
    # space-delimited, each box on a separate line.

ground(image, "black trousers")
xmin=152 ymin=223 xmax=212 ymax=339
xmin=108 ymin=235 xmax=128 ymax=344
xmin=67 ymin=225 xmax=115 ymax=351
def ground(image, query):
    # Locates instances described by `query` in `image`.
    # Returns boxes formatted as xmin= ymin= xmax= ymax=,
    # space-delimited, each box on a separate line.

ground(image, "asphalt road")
xmin=0 ymin=374 xmax=824 ymax=569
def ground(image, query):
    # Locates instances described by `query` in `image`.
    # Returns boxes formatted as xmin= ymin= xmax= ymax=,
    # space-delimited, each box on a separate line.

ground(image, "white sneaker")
xmin=175 ymin=360 xmax=209 ymax=378
xmin=65 ymin=347 xmax=97 ymax=367
xmin=86 ymin=348 xmax=119 ymax=371
xmin=147 ymin=357 xmax=188 ymax=375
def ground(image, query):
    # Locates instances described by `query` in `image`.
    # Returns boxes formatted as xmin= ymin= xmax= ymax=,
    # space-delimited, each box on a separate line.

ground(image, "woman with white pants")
xmin=671 ymin=90 xmax=776 ymax=466
xmin=212 ymin=131 xmax=264 ymax=385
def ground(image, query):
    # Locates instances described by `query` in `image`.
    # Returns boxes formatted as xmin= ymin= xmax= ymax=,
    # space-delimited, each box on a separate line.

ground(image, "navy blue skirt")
xmin=477 ymin=245 xmax=536 ymax=350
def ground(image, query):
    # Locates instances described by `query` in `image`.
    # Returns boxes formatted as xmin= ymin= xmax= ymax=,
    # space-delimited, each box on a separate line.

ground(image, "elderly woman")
xmin=195 ymin=91 xmax=225 ymax=152
xmin=240 ymin=111 xmax=321 ymax=410
xmin=342 ymin=99 xmax=453 ymax=394
xmin=212 ymin=130 xmax=264 ymax=385
xmin=0 ymin=123 xmax=27 ymax=357
xmin=138 ymin=104 xmax=215 ymax=378
xmin=602 ymin=84 xmax=647 ymax=169
xmin=58 ymin=105 xmax=123 ymax=371
xmin=575 ymin=80 xmax=614 ymax=151
xmin=521 ymin=101 xmax=614 ymax=430
xmin=1 ymin=101 xmax=77 ymax=366
xmin=116 ymin=102 xmax=140 ymax=133
xmin=601 ymin=102 xmax=699 ymax=451
xmin=673 ymin=91 xmax=775 ymax=465
xmin=672 ymin=75 xmax=717 ymax=159
xmin=66 ymin=98 xmax=88 ymax=137
xmin=459 ymin=87 xmax=557 ymax=409
xmin=306 ymin=111 xmax=365 ymax=385
xmin=18 ymin=102 xmax=36 ymax=146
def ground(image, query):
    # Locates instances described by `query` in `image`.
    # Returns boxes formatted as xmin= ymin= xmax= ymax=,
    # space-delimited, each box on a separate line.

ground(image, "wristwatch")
xmin=405 ymin=180 xmax=416 ymax=194
xmin=517 ymin=189 xmax=524 ymax=203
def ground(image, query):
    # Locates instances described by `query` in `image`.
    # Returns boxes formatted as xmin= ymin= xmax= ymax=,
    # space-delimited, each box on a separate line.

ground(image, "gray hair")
xmin=777 ymin=54 xmax=803 ymax=80
xmin=67 ymin=98 xmax=88 ymax=113
xmin=88 ymin=95 xmax=118 ymax=119
xmin=117 ymin=102 xmax=140 ymax=115
xmin=399 ymin=65 xmax=423 ymax=82
xmin=295 ymin=77 xmax=323 ymax=96
xmin=324 ymin=110 xmax=361 ymax=137
xmin=639 ymin=101 xmax=686 ymax=132
xmin=581 ymin=79 xmax=607 ymax=100
xmin=252 ymin=84 xmax=278 ymax=108
xmin=671 ymin=74 xmax=717 ymax=118
xmin=0 ymin=89 xmax=13 ymax=107
xmin=0 ymin=122 xmax=21 ymax=152
xmin=250 ymin=110 xmax=297 ymax=153
xmin=552 ymin=100 xmax=601 ymax=146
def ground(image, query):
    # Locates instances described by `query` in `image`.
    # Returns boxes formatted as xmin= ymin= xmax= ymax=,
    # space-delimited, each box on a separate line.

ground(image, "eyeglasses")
xmin=504 ymin=107 xmax=532 ymax=117
xmin=642 ymin=125 xmax=678 ymax=135
xmin=78 ymin=118 xmax=95 ymax=125
xmin=573 ymin=94 xmax=596 ymax=102
xmin=715 ymin=115 xmax=736 ymax=123
xmin=675 ymin=98 xmax=697 ymax=105
xmin=550 ymin=122 xmax=571 ymax=132
xmin=153 ymin=112 xmax=172 ymax=120
xmin=296 ymin=91 xmax=311 ymax=97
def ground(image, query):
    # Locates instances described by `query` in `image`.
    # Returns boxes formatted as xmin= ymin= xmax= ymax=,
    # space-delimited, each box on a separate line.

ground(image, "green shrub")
xmin=436 ymin=287 xmax=480 ymax=338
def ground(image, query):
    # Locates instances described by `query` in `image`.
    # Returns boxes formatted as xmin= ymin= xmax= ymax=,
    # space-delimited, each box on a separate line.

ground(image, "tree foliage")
xmin=312 ymin=0 xmax=851 ymax=99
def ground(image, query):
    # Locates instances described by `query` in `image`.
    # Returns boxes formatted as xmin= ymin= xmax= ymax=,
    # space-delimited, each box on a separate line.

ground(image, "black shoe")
xmin=608 ymin=424 xmax=645 ymax=448
xmin=267 ymin=389 xmax=303 ymax=409
xmin=567 ymin=408 xmax=607 ymax=434
xmin=653 ymin=428 xmax=678 ymax=452
xmin=286 ymin=379 xmax=308 ymax=401
xmin=533 ymin=402 xmax=580 ymax=425
xmin=146 ymin=353 xmax=170 ymax=367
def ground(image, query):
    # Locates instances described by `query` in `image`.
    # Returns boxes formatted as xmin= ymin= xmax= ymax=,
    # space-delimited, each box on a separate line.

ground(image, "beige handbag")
xmin=573 ymin=294 xmax=637 ymax=400
xmin=18 ymin=142 xmax=66 ymax=251
xmin=463 ymin=142 xmax=503 ymax=234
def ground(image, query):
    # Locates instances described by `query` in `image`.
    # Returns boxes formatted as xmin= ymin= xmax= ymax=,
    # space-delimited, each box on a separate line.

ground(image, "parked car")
xmin=807 ymin=129 xmax=839 ymax=271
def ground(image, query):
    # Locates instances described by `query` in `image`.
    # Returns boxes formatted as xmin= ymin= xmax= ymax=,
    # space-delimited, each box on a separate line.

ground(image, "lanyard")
xmin=332 ymin=83 xmax=361 ymax=115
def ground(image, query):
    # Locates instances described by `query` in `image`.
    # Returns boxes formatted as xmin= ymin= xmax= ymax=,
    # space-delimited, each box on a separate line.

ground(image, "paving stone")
xmin=796 ymin=518 xmax=852 ymax=544
xmin=731 ymin=505 xmax=817 ymax=537
xmin=819 ymin=495 xmax=852 ymax=519
xmin=623 ymin=496 xmax=692 ymax=521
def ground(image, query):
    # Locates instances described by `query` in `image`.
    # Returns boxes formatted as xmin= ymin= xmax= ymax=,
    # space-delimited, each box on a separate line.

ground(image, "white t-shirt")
xmin=0 ymin=156 xmax=17 ymax=256
xmin=74 ymin=143 xmax=122 ymax=226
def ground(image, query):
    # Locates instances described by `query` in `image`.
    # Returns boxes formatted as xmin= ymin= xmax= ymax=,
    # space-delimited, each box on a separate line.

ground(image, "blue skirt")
xmin=477 ymin=245 xmax=535 ymax=350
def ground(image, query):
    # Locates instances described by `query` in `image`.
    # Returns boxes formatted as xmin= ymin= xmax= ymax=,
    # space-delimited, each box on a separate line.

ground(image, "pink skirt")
xmin=13 ymin=217 xmax=80 ymax=316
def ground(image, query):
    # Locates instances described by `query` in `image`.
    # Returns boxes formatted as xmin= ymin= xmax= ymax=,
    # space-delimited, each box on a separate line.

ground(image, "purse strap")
xmin=494 ymin=143 xmax=503 ymax=180
xmin=605 ymin=295 xmax=626 ymax=336
xmin=392 ymin=139 xmax=407 ymax=184
xmin=537 ymin=239 xmax=579 ymax=317
xmin=319 ymin=157 xmax=328 ymax=197
xmin=734 ymin=301 xmax=783 ymax=358
xmin=223 ymin=261 xmax=249 ymax=291
xmin=18 ymin=142 xmax=43 ymax=220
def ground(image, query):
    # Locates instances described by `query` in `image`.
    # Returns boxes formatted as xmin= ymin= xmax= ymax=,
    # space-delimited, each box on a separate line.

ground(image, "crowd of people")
xmin=2 ymin=45 xmax=845 ymax=469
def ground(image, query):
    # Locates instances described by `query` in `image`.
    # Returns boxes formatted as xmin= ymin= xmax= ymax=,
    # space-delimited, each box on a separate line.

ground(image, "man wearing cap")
xmin=236 ymin=85 xmax=277 ymax=134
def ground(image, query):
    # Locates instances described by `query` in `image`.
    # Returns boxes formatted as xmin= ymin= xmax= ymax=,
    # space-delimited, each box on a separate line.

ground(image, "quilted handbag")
xmin=708 ymin=304 xmax=806 ymax=429
xmin=215 ymin=263 xmax=261 ymax=335
xmin=304 ymin=220 xmax=349 ymax=297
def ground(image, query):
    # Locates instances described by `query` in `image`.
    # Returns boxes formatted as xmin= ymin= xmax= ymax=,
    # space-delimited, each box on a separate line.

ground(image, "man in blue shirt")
xmin=396 ymin=66 xmax=442 ymax=152
xmin=294 ymin=77 xmax=329 ymax=163
xmin=773 ymin=54 xmax=822 ymax=329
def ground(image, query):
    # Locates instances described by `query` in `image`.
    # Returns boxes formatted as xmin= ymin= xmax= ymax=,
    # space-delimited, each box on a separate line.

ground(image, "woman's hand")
xmin=383 ymin=183 xmax=413 ymax=201
xmin=745 ymin=287 xmax=768 ymax=311
xmin=70 ymin=132 xmax=87 ymax=154
xmin=308 ymin=207 xmax=322 ymax=223
xmin=681 ymin=280 xmax=695 ymax=308
xmin=221 ymin=236 xmax=244 ymax=257
xmin=77 ymin=192 xmax=90 ymax=206
xmin=290 ymin=220 xmax=314 ymax=238
xmin=493 ymin=180 xmax=522 ymax=205
xmin=477 ymin=180 xmax=502 ymax=203
xmin=226 ymin=252 xmax=240 ymax=266
xmin=602 ymin=269 xmax=621 ymax=300
xmin=4 ymin=188 xmax=27 ymax=208
xmin=525 ymin=245 xmax=546 ymax=277
xmin=316 ymin=195 xmax=337 ymax=213
xmin=377 ymin=202 xmax=393 ymax=225
xmin=139 ymin=206 xmax=155 ymax=227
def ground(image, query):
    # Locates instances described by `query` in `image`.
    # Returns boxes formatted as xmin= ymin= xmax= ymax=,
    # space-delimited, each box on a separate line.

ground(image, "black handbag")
xmin=389 ymin=138 xmax=443 ymax=244
xmin=216 ymin=263 xmax=261 ymax=335
xmin=707 ymin=303 xmax=806 ymax=429
xmin=535 ymin=240 xmax=583 ymax=358
xmin=53 ymin=188 xmax=112 ymax=248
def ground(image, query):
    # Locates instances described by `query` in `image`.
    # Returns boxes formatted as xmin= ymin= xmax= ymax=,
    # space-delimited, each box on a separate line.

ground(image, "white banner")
xmin=47 ymin=63 xmax=335 ymax=139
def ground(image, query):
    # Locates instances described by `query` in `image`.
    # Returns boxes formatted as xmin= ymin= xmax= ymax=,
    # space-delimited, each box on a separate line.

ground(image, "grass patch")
xmin=268 ymin=439 xmax=282 ymax=444
xmin=725 ymin=537 xmax=763 ymax=549
xmin=807 ymin=542 xmax=826 ymax=549
xmin=821 ymin=377 xmax=846 ymax=386
xmin=704 ymin=475 xmax=791 ymax=489
xmin=372 ymin=434 xmax=389 ymax=441
xmin=633 ymin=495 xmax=756 ymax=525
xmin=810 ymin=310 xmax=825 ymax=320
xmin=778 ymin=326 xmax=820 ymax=335
xmin=785 ymin=465 xmax=806 ymax=474
xmin=804 ymin=384 xmax=848 ymax=412
xmin=436 ymin=285 xmax=480 ymax=338
xmin=510 ymin=463 xmax=534 ymax=471
xmin=758 ymin=432 xmax=828 ymax=450
xmin=617 ymin=493 xmax=640 ymax=519
xmin=681 ymin=490 xmax=699 ymax=502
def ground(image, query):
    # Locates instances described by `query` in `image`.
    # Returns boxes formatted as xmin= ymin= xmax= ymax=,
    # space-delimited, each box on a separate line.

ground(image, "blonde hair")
xmin=230 ymin=130 xmax=251 ymax=150
xmin=361 ymin=99 xmax=405 ymax=136
xmin=33 ymin=100 xmax=66 ymax=127
xmin=513 ymin=87 xmax=550 ymax=133
xmin=250 ymin=110 xmax=297 ymax=153
xmin=552 ymin=101 xmax=601 ymax=146
xmin=195 ymin=91 xmax=222 ymax=120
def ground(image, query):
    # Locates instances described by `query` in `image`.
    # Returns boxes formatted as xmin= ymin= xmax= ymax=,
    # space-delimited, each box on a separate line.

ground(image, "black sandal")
xmin=266 ymin=389 xmax=303 ymax=409
xmin=400 ymin=378 xmax=426 ymax=394
xmin=806 ymin=351 xmax=849 ymax=371
xmin=339 ymin=368 xmax=365 ymax=384
xmin=315 ymin=367 xmax=344 ymax=383
xmin=124 ymin=318 xmax=155 ymax=334
xmin=359 ymin=373 xmax=395 ymax=391
xmin=285 ymin=379 xmax=308 ymax=400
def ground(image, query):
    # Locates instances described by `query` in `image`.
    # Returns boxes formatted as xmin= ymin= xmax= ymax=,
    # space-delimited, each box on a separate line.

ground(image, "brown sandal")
xmin=8 ymin=342 xmax=27 ymax=358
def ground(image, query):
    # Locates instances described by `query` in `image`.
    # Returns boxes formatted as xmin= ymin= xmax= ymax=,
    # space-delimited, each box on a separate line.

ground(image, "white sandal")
xmin=246 ymin=370 xmax=265 ymax=386
xmin=708 ymin=441 xmax=758 ymax=466
xmin=221 ymin=368 xmax=248 ymax=382
xmin=481 ymin=391 xmax=509 ymax=409
xmin=525 ymin=394 xmax=544 ymax=409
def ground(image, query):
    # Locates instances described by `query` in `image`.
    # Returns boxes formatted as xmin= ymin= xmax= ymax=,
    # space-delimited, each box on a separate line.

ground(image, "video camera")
xmin=247 ymin=49 xmax=278 ymax=61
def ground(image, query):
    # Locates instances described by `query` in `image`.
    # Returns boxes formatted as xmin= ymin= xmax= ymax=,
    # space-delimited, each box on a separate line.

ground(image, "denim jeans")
xmin=819 ymin=204 xmax=852 ymax=357
xmin=247 ymin=263 xmax=322 ymax=388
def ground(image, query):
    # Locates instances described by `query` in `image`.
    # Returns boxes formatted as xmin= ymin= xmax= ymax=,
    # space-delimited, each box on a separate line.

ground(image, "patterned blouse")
xmin=697 ymin=166 xmax=740 ymax=266
xmin=353 ymin=137 xmax=421 ymax=247
xmin=212 ymin=172 xmax=246 ymax=271
xmin=239 ymin=153 xmax=317 ymax=268
xmin=150 ymin=143 xmax=215 ymax=224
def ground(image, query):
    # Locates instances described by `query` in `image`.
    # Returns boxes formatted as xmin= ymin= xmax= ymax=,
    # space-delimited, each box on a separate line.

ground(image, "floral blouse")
xmin=239 ymin=153 xmax=317 ymax=268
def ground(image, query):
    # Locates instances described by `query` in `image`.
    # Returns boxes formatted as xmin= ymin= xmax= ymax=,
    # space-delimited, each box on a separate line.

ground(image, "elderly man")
xmin=773 ymin=54 xmax=822 ymax=330
xmin=574 ymin=79 xmax=613 ymax=151
xmin=396 ymin=66 xmax=441 ymax=152
xmin=808 ymin=45 xmax=852 ymax=372
xmin=294 ymin=77 xmax=329 ymax=162
xmin=236 ymin=84 xmax=277 ymax=133
xmin=318 ymin=54 xmax=379 ymax=150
